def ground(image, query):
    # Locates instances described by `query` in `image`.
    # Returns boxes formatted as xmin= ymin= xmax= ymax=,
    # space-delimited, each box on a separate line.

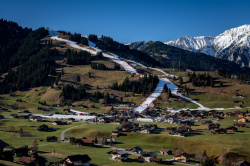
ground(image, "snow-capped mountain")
xmin=165 ymin=25 xmax=250 ymax=67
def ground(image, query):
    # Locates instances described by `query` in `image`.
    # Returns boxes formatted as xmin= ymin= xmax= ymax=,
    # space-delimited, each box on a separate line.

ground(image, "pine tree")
xmin=19 ymin=128 xmax=24 ymax=137
xmin=94 ymin=138 xmax=98 ymax=144
xmin=132 ymin=85 xmax=135 ymax=96
xmin=51 ymin=81 xmax=54 ymax=88
xmin=179 ymin=76 xmax=183 ymax=85
xmin=163 ymin=84 xmax=168 ymax=93
xmin=168 ymin=88 xmax=172 ymax=97
xmin=210 ymin=78 xmax=214 ymax=87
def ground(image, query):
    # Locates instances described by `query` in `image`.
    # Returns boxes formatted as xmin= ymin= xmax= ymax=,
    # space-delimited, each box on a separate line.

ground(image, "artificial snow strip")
xmin=49 ymin=30 xmax=207 ymax=113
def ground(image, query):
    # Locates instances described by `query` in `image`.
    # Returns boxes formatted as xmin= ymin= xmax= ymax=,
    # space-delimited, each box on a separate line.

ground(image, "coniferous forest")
xmin=110 ymin=74 xmax=159 ymax=96
xmin=65 ymin=49 xmax=91 ymax=65
xmin=0 ymin=19 xmax=56 ymax=92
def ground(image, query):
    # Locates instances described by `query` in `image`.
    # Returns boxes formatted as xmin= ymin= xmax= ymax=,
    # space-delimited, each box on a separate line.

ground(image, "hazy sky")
xmin=0 ymin=0 xmax=249 ymax=43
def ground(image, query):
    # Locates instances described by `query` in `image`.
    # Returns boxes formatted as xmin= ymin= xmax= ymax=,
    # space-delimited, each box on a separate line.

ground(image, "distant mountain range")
xmin=129 ymin=25 xmax=250 ymax=67
xmin=165 ymin=25 xmax=250 ymax=67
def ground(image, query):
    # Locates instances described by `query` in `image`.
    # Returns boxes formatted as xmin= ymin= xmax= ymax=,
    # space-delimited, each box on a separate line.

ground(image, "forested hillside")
xmin=129 ymin=41 xmax=250 ymax=78
xmin=0 ymin=19 xmax=56 ymax=92
xmin=93 ymin=35 xmax=162 ymax=67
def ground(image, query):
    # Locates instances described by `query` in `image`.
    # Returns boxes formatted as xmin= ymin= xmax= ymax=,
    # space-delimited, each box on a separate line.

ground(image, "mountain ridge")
xmin=165 ymin=25 xmax=250 ymax=67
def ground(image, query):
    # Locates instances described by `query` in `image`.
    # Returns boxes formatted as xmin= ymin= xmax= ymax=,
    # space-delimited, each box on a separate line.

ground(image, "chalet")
xmin=18 ymin=157 xmax=36 ymax=165
xmin=121 ymin=122 xmax=133 ymax=131
xmin=234 ymin=101 xmax=244 ymax=104
xmin=60 ymin=154 xmax=91 ymax=166
xmin=225 ymin=112 xmax=235 ymax=117
xmin=213 ymin=128 xmax=227 ymax=134
xmin=19 ymin=114 xmax=30 ymax=119
xmin=30 ymin=116 xmax=43 ymax=122
xmin=226 ymin=126 xmax=237 ymax=132
xmin=36 ymin=124 xmax=53 ymax=132
xmin=140 ymin=152 xmax=158 ymax=162
xmin=169 ymin=130 xmax=187 ymax=137
xmin=129 ymin=146 xmax=143 ymax=154
xmin=51 ymin=121 xmax=67 ymax=125
xmin=235 ymin=123 xmax=246 ymax=128
xmin=140 ymin=128 xmax=152 ymax=134
xmin=245 ymin=114 xmax=250 ymax=120
xmin=174 ymin=153 xmax=191 ymax=162
xmin=14 ymin=145 xmax=28 ymax=157
xmin=107 ymin=150 xmax=131 ymax=161
xmin=23 ymin=110 xmax=30 ymax=113
xmin=208 ymin=123 xmax=220 ymax=130
xmin=166 ymin=127 xmax=177 ymax=132
xmin=99 ymin=117 xmax=110 ymax=123
xmin=10 ymin=114 xmax=18 ymax=118
xmin=177 ymin=126 xmax=192 ymax=132
xmin=75 ymin=138 xmax=94 ymax=146
xmin=111 ymin=130 xmax=120 ymax=137
xmin=0 ymin=139 xmax=9 ymax=153
xmin=237 ymin=118 xmax=248 ymax=123
xmin=160 ymin=148 xmax=172 ymax=155
xmin=47 ymin=136 xmax=58 ymax=142
xmin=149 ymin=157 xmax=162 ymax=164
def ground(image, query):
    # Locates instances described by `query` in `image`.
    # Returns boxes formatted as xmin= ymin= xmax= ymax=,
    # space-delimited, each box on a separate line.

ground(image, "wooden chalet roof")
xmin=64 ymin=154 xmax=91 ymax=162
xmin=0 ymin=139 xmax=9 ymax=148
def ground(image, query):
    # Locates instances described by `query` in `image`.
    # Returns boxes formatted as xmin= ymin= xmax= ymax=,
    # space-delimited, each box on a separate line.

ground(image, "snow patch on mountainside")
xmin=165 ymin=36 xmax=215 ymax=56
xmin=165 ymin=25 xmax=250 ymax=67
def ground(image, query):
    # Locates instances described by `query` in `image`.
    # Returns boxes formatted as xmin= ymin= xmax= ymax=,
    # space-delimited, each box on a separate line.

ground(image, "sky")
xmin=0 ymin=0 xmax=250 ymax=44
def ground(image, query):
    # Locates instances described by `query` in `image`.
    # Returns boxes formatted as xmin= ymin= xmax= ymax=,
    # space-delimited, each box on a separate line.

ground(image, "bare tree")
xmin=32 ymin=138 xmax=38 ymax=151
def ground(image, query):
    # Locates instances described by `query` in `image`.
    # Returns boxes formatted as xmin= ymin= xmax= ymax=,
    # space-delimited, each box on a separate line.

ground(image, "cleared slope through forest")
xmin=49 ymin=30 xmax=206 ymax=112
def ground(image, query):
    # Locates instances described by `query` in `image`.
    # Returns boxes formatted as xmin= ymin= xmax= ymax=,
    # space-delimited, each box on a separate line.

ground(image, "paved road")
xmin=60 ymin=124 xmax=86 ymax=141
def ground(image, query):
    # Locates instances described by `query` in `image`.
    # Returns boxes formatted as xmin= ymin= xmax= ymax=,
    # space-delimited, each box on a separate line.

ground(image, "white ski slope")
xmin=49 ymin=30 xmax=206 ymax=113
xmin=50 ymin=36 xmax=138 ymax=74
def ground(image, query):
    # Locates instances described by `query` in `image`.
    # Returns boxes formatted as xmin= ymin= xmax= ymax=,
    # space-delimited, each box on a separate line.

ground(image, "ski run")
xmin=49 ymin=30 xmax=207 ymax=113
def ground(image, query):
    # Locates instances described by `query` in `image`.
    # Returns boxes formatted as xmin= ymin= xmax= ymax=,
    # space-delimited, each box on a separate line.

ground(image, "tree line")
xmin=65 ymin=49 xmax=91 ymax=65
xmin=69 ymin=33 xmax=88 ymax=45
xmin=60 ymin=84 xmax=86 ymax=101
xmin=91 ymin=63 xmax=107 ymax=70
xmin=188 ymin=72 xmax=214 ymax=87
xmin=110 ymin=74 xmax=159 ymax=96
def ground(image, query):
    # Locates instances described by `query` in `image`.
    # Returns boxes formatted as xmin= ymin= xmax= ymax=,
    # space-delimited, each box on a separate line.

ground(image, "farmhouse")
xmin=107 ymin=150 xmax=131 ymax=161
xmin=149 ymin=157 xmax=162 ymax=164
xmin=174 ymin=153 xmax=191 ymax=162
xmin=51 ymin=121 xmax=67 ymax=125
xmin=30 ymin=116 xmax=43 ymax=122
xmin=237 ymin=118 xmax=248 ymax=123
xmin=160 ymin=148 xmax=172 ymax=155
xmin=139 ymin=152 xmax=158 ymax=162
xmin=60 ymin=154 xmax=91 ymax=166
xmin=75 ymin=138 xmax=94 ymax=146
xmin=47 ymin=136 xmax=58 ymax=142
xmin=18 ymin=157 xmax=36 ymax=165
xmin=129 ymin=146 xmax=143 ymax=154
